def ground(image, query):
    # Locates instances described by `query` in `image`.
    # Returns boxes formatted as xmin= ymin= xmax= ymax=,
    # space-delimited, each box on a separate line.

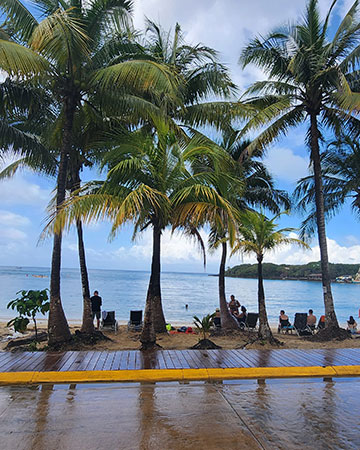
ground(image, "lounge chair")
xmin=278 ymin=319 xmax=295 ymax=334
xmin=317 ymin=316 xmax=325 ymax=330
xmin=213 ymin=317 xmax=221 ymax=328
xmin=127 ymin=310 xmax=143 ymax=331
xmin=100 ymin=311 xmax=118 ymax=333
xmin=244 ymin=312 xmax=258 ymax=331
xmin=293 ymin=313 xmax=313 ymax=336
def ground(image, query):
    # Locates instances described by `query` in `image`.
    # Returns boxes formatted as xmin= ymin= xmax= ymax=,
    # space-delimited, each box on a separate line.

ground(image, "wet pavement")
xmin=0 ymin=378 xmax=359 ymax=449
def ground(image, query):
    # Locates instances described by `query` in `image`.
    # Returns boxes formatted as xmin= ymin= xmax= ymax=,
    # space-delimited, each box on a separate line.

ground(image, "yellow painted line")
xmin=0 ymin=365 xmax=360 ymax=385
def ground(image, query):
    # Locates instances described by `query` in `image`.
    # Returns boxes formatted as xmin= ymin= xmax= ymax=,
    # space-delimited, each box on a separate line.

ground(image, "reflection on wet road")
xmin=0 ymin=378 xmax=359 ymax=449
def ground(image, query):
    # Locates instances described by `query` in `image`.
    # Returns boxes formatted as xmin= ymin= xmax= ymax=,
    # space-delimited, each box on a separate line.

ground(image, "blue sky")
xmin=1 ymin=0 xmax=360 ymax=273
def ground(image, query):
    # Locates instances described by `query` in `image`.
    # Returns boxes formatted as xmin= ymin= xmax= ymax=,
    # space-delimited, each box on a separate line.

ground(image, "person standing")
xmin=90 ymin=290 xmax=102 ymax=330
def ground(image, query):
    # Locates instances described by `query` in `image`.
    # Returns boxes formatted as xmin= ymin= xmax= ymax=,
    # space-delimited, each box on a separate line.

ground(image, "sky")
xmin=1 ymin=0 xmax=360 ymax=273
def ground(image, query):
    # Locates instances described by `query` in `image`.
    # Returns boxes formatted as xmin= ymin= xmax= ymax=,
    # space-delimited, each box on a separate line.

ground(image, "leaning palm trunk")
xmin=76 ymin=218 xmax=94 ymax=334
xmin=140 ymin=224 xmax=163 ymax=348
xmin=219 ymin=242 xmax=239 ymax=330
xmin=310 ymin=114 xmax=339 ymax=329
xmin=48 ymin=102 xmax=75 ymax=344
xmin=257 ymin=255 xmax=273 ymax=341
xmin=149 ymin=224 xmax=166 ymax=333
xmin=71 ymin=168 xmax=94 ymax=334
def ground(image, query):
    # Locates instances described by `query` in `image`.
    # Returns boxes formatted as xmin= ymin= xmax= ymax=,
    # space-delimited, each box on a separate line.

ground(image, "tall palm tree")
xmin=295 ymin=136 xmax=360 ymax=236
xmin=208 ymin=135 xmax=290 ymax=332
xmin=231 ymin=211 xmax=309 ymax=342
xmin=1 ymin=0 xmax=182 ymax=344
xmin=49 ymin=123 xmax=238 ymax=348
xmin=240 ymin=0 xmax=360 ymax=331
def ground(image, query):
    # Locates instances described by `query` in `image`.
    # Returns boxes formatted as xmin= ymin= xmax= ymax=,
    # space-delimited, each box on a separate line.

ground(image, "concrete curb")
xmin=1 ymin=365 xmax=360 ymax=385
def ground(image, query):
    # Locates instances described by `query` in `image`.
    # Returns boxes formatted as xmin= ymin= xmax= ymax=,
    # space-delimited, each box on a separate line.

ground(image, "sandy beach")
xmin=1 ymin=320 xmax=360 ymax=352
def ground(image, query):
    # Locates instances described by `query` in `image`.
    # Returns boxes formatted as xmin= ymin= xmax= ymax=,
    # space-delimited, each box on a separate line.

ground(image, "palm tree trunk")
xmin=257 ymin=254 xmax=273 ymax=340
xmin=219 ymin=242 xmax=239 ymax=330
xmin=140 ymin=223 xmax=163 ymax=348
xmin=310 ymin=113 xmax=339 ymax=329
xmin=71 ymin=168 xmax=94 ymax=334
xmin=48 ymin=97 xmax=77 ymax=345
xmin=76 ymin=219 xmax=94 ymax=334
xmin=150 ymin=223 xmax=166 ymax=333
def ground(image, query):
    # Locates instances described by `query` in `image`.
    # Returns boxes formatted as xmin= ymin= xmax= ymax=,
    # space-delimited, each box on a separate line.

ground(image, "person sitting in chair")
xmin=347 ymin=316 xmax=357 ymax=334
xmin=237 ymin=306 xmax=247 ymax=327
xmin=278 ymin=310 xmax=290 ymax=333
xmin=307 ymin=309 xmax=317 ymax=330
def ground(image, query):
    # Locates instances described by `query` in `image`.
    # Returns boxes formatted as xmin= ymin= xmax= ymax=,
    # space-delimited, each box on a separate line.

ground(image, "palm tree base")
xmin=191 ymin=339 xmax=221 ymax=349
xmin=309 ymin=326 xmax=349 ymax=342
xmin=140 ymin=342 xmax=162 ymax=350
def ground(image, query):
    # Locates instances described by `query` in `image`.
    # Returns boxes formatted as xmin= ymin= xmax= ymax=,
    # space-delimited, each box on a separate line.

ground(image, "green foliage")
xmin=193 ymin=313 xmax=215 ymax=340
xmin=7 ymin=289 xmax=50 ymax=339
xmin=226 ymin=261 xmax=359 ymax=280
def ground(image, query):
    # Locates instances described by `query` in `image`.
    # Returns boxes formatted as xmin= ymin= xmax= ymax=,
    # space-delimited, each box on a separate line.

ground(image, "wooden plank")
xmin=0 ymin=352 xmax=18 ymax=370
xmin=85 ymin=352 xmax=103 ymax=371
xmin=167 ymin=350 xmax=183 ymax=369
xmin=110 ymin=351 xmax=123 ymax=370
xmin=17 ymin=351 xmax=47 ymax=371
xmin=59 ymin=352 xmax=81 ymax=372
xmin=155 ymin=351 xmax=167 ymax=370
xmin=93 ymin=352 xmax=109 ymax=371
xmin=134 ymin=351 xmax=143 ymax=370
xmin=6 ymin=352 xmax=39 ymax=372
xmin=1 ymin=353 xmax=30 ymax=372
xmin=231 ymin=350 xmax=255 ymax=368
xmin=120 ymin=351 xmax=130 ymax=370
xmin=221 ymin=350 xmax=246 ymax=368
xmin=76 ymin=351 xmax=96 ymax=371
xmin=202 ymin=350 xmax=224 ymax=368
xmin=162 ymin=350 xmax=176 ymax=369
xmin=128 ymin=351 xmax=136 ymax=370
xmin=103 ymin=352 xmax=116 ymax=371
xmin=174 ymin=350 xmax=190 ymax=369
xmin=67 ymin=352 xmax=89 ymax=372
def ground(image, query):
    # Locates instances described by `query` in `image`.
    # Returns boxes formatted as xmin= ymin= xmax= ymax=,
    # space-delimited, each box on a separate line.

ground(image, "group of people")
xmin=214 ymin=294 xmax=248 ymax=326
xmin=278 ymin=309 xmax=358 ymax=334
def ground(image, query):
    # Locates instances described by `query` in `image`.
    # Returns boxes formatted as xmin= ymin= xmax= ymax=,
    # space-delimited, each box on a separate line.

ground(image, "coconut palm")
xmin=240 ymin=0 xmax=360 ymax=331
xmin=208 ymin=135 xmax=290 ymax=332
xmin=295 ymin=135 xmax=360 ymax=236
xmin=231 ymin=210 xmax=309 ymax=342
xmin=49 ymin=122 xmax=239 ymax=348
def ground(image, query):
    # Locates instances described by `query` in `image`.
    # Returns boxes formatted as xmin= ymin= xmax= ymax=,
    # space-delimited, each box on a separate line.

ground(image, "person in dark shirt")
xmin=90 ymin=290 xmax=102 ymax=330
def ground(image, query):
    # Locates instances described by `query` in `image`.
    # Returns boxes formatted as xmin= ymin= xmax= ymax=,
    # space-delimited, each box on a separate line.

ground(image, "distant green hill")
xmin=225 ymin=261 xmax=359 ymax=280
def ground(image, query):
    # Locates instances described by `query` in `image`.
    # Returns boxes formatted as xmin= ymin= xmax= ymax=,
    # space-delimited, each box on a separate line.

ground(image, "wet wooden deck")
xmin=1 ymin=348 xmax=360 ymax=373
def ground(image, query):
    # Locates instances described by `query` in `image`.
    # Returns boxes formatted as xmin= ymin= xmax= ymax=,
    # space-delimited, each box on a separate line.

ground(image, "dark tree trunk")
xmin=219 ymin=242 xmax=239 ymax=330
xmin=77 ymin=219 xmax=94 ymax=334
xmin=48 ymin=97 xmax=75 ymax=345
xmin=140 ymin=223 xmax=165 ymax=348
xmin=71 ymin=168 xmax=94 ymax=335
xmin=150 ymin=224 xmax=166 ymax=333
xmin=257 ymin=255 xmax=273 ymax=341
xmin=310 ymin=113 xmax=339 ymax=329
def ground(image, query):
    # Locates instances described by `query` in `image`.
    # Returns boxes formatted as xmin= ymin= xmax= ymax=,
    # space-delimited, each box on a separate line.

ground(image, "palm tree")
xmin=240 ymin=0 xmax=360 ymax=331
xmin=208 ymin=135 xmax=290 ymax=332
xmin=1 ymin=0 xmax=182 ymax=344
xmin=295 ymin=135 xmax=360 ymax=236
xmin=231 ymin=211 xmax=309 ymax=342
xmin=49 ymin=122 xmax=238 ymax=348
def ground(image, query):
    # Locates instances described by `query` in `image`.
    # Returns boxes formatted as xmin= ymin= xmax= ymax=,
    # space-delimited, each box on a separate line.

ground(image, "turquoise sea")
xmin=0 ymin=266 xmax=359 ymax=326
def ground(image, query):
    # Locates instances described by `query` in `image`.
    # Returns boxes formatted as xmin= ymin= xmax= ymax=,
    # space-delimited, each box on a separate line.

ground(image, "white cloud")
xmin=263 ymin=147 xmax=309 ymax=183
xmin=0 ymin=210 xmax=30 ymax=227
xmin=0 ymin=177 xmax=50 ymax=206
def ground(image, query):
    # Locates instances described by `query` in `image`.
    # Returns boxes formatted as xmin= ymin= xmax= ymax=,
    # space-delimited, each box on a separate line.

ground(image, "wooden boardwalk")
xmin=0 ymin=348 xmax=360 ymax=384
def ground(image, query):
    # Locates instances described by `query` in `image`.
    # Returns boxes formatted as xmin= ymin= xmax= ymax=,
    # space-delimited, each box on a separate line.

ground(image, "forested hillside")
xmin=225 ymin=262 xmax=359 ymax=280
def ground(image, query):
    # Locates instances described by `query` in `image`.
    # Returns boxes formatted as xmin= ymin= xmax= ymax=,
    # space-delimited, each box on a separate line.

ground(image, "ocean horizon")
xmin=1 ymin=265 xmax=359 ymax=327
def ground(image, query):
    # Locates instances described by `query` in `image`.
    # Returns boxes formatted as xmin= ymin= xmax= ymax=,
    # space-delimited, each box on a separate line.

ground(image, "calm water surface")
xmin=1 ymin=266 xmax=359 ymax=325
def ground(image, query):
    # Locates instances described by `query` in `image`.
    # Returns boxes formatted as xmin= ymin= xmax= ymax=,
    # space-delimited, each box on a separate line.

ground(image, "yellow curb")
xmin=0 ymin=365 xmax=359 ymax=385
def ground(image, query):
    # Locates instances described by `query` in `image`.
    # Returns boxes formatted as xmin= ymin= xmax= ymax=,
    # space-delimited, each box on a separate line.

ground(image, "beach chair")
xmin=127 ymin=310 xmax=143 ymax=331
xmin=213 ymin=317 xmax=221 ymax=328
xmin=278 ymin=319 xmax=295 ymax=334
xmin=100 ymin=311 xmax=118 ymax=333
xmin=293 ymin=313 xmax=313 ymax=336
xmin=244 ymin=313 xmax=258 ymax=331
xmin=317 ymin=316 xmax=325 ymax=330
